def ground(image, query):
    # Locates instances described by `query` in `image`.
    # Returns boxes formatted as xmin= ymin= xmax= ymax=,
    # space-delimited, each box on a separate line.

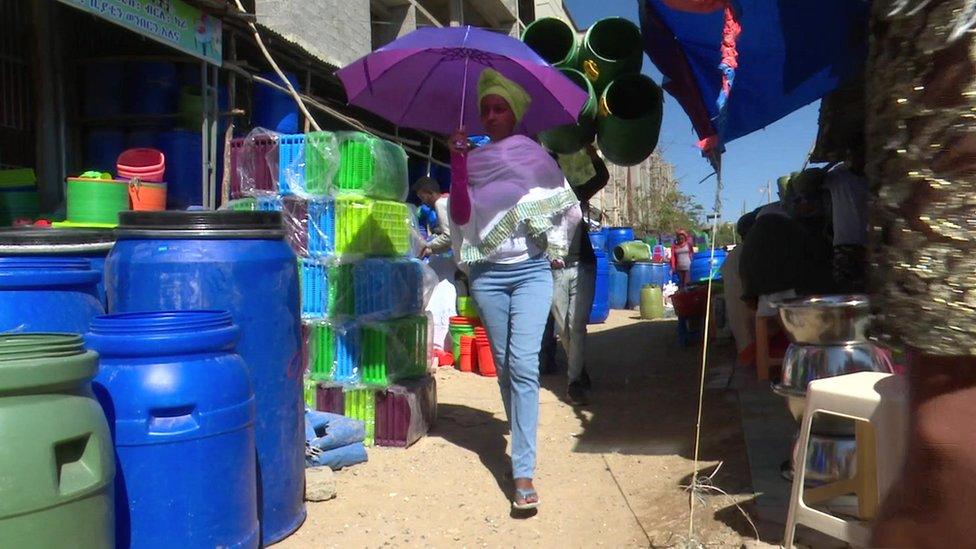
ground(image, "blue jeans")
xmin=469 ymin=257 xmax=553 ymax=479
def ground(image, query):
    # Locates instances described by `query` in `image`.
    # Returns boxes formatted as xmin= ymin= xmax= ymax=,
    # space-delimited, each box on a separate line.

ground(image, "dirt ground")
xmin=281 ymin=310 xmax=778 ymax=548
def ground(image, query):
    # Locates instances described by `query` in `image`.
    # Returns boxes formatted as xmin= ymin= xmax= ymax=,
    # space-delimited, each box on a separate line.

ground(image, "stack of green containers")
xmin=520 ymin=16 xmax=663 ymax=166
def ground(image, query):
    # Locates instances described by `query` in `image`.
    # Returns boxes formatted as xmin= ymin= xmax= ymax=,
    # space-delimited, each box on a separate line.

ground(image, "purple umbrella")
xmin=336 ymin=26 xmax=588 ymax=136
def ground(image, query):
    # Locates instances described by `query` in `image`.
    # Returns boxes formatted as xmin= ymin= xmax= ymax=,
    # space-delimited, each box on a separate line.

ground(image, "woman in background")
xmin=448 ymin=69 xmax=581 ymax=511
xmin=671 ymin=229 xmax=695 ymax=287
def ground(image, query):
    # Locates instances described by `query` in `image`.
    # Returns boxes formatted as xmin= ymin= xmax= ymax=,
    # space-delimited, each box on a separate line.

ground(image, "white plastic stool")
xmin=783 ymin=372 xmax=908 ymax=548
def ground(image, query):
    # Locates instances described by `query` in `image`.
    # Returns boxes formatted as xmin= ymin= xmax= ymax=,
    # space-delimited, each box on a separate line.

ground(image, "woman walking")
xmin=448 ymin=69 xmax=581 ymax=511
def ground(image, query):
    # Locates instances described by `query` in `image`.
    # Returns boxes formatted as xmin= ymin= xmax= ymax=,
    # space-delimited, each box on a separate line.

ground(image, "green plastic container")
xmin=327 ymin=263 xmax=355 ymax=317
xmin=335 ymin=134 xmax=409 ymax=201
xmin=640 ymin=285 xmax=664 ymax=320
xmin=304 ymin=131 xmax=338 ymax=196
xmin=597 ymin=74 xmax=664 ymax=166
xmin=449 ymin=324 xmax=476 ymax=361
xmin=343 ymin=387 xmax=376 ymax=446
xmin=308 ymin=321 xmax=335 ymax=381
xmin=361 ymin=316 xmax=429 ymax=386
xmin=613 ymin=240 xmax=652 ymax=263
xmin=334 ymin=195 xmax=411 ymax=257
xmin=0 ymin=334 xmax=114 ymax=547
xmin=0 ymin=189 xmax=41 ymax=225
xmin=539 ymin=68 xmax=598 ymax=154
xmin=521 ymin=17 xmax=580 ymax=69
xmin=66 ymin=178 xmax=129 ymax=226
xmin=457 ymin=296 xmax=479 ymax=319
xmin=580 ymin=17 xmax=644 ymax=94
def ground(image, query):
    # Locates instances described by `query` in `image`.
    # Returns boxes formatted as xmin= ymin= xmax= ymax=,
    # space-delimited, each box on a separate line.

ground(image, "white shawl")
xmin=451 ymin=135 xmax=581 ymax=265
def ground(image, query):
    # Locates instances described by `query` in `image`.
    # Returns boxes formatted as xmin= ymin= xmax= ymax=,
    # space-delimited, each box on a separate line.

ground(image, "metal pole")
xmin=201 ymin=61 xmax=209 ymax=209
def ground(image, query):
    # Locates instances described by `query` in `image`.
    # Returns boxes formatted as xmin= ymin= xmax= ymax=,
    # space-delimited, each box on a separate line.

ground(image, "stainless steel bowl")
xmin=774 ymin=342 xmax=893 ymax=396
xmin=775 ymin=295 xmax=871 ymax=345
xmin=772 ymin=390 xmax=857 ymax=437
xmin=797 ymin=434 xmax=858 ymax=484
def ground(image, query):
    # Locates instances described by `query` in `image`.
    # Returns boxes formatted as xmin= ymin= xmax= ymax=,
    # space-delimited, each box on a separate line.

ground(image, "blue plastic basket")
xmin=300 ymin=259 xmax=328 ymax=318
xmin=257 ymin=195 xmax=283 ymax=212
xmin=307 ymin=199 xmax=335 ymax=257
xmin=353 ymin=258 xmax=425 ymax=320
xmin=278 ymin=134 xmax=306 ymax=195
xmin=333 ymin=321 xmax=361 ymax=384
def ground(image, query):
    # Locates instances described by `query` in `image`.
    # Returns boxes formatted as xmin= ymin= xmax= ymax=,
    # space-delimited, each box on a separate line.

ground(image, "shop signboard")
xmin=57 ymin=0 xmax=222 ymax=65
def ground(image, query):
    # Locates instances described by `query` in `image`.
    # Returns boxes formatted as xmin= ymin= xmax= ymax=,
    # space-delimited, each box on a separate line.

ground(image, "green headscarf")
xmin=477 ymin=69 xmax=531 ymax=123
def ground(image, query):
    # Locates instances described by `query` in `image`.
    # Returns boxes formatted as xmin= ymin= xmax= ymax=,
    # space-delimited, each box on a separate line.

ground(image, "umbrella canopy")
xmin=336 ymin=26 xmax=588 ymax=136
xmin=638 ymin=0 xmax=869 ymax=147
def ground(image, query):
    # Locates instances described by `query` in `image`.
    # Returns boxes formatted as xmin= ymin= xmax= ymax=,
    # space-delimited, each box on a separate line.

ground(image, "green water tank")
xmin=0 ymin=334 xmax=114 ymax=547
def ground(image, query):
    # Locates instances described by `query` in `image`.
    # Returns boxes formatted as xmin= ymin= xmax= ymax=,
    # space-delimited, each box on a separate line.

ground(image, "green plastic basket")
xmin=367 ymin=199 xmax=411 ymax=256
xmin=334 ymin=195 xmax=411 ymax=257
xmin=305 ymin=131 xmax=337 ymax=196
xmin=327 ymin=263 xmax=355 ymax=317
xmin=335 ymin=133 xmax=408 ymax=201
xmin=308 ymin=321 xmax=335 ymax=381
xmin=343 ymin=386 xmax=376 ymax=446
xmin=361 ymin=316 xmax=429 ymax=386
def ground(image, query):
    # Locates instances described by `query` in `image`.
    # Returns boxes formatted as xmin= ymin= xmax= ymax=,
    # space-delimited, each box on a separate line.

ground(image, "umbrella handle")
xmin=458 ymin=26 xmax=471 ymax=131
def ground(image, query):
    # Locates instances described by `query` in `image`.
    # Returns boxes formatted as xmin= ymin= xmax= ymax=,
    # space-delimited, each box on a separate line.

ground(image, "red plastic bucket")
xmin=459 ymin=335 xmax=475 ymax=373
xmin=117 ymin=148 xmax=165 ymax=182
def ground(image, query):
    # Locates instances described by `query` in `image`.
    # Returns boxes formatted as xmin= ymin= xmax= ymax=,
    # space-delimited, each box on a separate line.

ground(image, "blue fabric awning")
xmin=639 ymin=0 xmax=869 ymax=147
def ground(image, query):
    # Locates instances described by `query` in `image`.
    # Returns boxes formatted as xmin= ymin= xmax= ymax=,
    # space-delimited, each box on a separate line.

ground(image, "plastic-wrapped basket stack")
xmin=227 ymin=129 xmax=437 ymax=449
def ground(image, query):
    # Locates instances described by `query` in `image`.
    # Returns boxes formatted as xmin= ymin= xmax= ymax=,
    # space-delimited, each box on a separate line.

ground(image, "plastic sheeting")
xmin=638 ymin=0 xmax=869 ymax=145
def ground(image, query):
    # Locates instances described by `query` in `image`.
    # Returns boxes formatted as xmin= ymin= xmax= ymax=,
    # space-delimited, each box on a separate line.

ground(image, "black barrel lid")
xmin=0 ymin=227 xmax=116 ymax=254
xmin=116 ymin=210 xmax=285 ymax=239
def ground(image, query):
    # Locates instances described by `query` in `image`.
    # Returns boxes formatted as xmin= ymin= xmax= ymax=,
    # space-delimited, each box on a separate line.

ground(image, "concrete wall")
xmin=255 ymin=0 xmax=372 ymax=67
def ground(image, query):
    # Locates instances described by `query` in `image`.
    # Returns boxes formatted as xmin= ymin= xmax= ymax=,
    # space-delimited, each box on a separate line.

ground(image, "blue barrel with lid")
xmin=105 ymin=211 xmax=305 ymax=545
xmin=0 ymin=228 xmax=115 ymax=307
xmin=588 ymin=249 xmax=610 ymax=323
xmin=690 ymin=249 xmax=728 ymax=283
xmin=0 ymin=257 xmax=103 ymax=333
xmin=606 ymin=227 xmax=635 ymax=259
xmin=627 ymin=262 xmax=672 ymax=309
xmin=87 ymin=311 xmax=258 ymax=549
xmin=608 ymin=260 xmax=630 ymax=310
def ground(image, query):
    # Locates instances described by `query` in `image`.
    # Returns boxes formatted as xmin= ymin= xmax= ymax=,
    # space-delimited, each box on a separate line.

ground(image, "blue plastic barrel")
xmin=0 ymin=257 xmax=103 ymax=333
xmin=606 ymin=227 xmax=635 ymax=259
xmin=84 ymin=62 xmax=125 ymax=118
xmin=627 ymin=262 xmax=672 ymax=309
xmin=157 ymin=130 xmax=203 ymax=209
xmin=87 ymin=311 xmax=259 ymax=549
xmin=85 ymin=129 xmax=126 ymax=174
xmin=588 ymin=249 xmax=610 ymax=323
xmin=105 ymin=211 xmax=305 ymax=545
xmin=253 ymin=72 xmax=300 ymax=133
xmin=126 ymin=129 xmax=161 ymax=148
xmin=588 ymin=231 xmax=608 ymax=252
xmin=127 ymin=62 xmax=178 ymax=115
xmin=690 ymin=249 xmax=728 ymax=283
xmin=608 ymin=260 xmax=630 ymax=310
xmin=0 ymin=228 xmax=115 ymax=307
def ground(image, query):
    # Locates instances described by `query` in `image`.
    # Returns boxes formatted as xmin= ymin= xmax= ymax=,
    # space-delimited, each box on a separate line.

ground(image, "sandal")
xmin=512 ymin=487 xmax=540 ymax=511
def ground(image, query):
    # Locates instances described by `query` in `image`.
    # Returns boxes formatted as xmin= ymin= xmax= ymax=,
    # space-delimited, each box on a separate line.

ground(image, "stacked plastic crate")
xmin=228 ymin=129 xmax=436 ymax=448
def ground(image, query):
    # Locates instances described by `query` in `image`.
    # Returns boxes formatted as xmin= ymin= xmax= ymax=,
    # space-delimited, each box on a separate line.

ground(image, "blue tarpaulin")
xmin=639 ymin=0 xmax=869 ymax=147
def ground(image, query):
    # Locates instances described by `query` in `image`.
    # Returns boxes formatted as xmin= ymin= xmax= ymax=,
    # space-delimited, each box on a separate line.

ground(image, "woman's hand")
xmin=448 ymin=128 xmax=470 ymax=155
